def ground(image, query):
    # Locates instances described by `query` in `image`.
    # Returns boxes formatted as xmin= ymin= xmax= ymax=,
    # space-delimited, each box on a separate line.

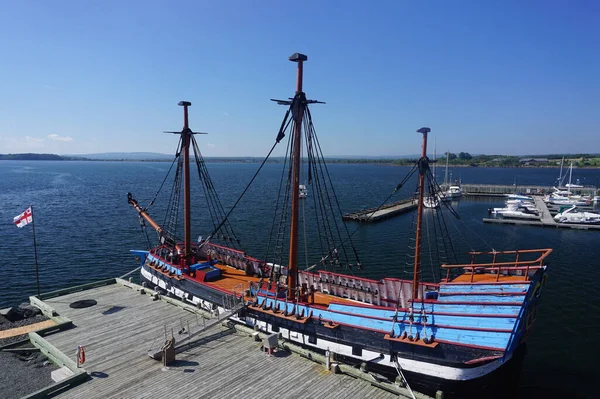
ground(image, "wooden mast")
xmin=180 ymin=101 xmax=192 ymax=267
xmin=287 ymin=53 xmax=308 ymax=300
xmin=413 ymin=127 xmax=431 ymax=300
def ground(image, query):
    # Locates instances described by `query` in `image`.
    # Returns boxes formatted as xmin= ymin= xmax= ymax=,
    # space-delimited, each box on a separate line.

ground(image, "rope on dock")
xmin=119 ymin=266 xmax=141 ymax=279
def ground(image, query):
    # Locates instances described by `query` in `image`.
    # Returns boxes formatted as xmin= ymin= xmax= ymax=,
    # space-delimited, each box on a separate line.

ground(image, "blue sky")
xmin=0 ymin=1 xmax=598 ymax=157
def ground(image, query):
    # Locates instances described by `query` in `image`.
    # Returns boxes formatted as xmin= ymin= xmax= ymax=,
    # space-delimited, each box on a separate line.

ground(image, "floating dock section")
xmin=343 ymin=199 xmax=417 ymax=222
xmin=483 ymin=196 xmax=600 ymax=230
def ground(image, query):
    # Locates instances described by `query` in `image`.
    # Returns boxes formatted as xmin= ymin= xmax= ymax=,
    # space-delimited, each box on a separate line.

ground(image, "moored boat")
xmin=128 ymin=54 xmax=552 ymax=399
xmin=445 ymin=185 xmax=463 ymax=199
xmin=554 ymin=205 xmax=600 ymax=224
xmin=506 ymin=194 xmax=532 ymax=201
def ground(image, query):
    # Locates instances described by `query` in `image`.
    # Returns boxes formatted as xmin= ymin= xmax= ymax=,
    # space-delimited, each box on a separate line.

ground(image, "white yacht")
xmin=545 ymin=194 xmax=591 ymax=207
xmin=545 ymin=162 xmax=591 ymax=206
xmin=424 ymin=196 xmax=440 ymax=208
xmin=554 ymin=205 xmax=600 ymax=224
xmin=490 ymin=202 xmax=540 ymax=220
xmin=445 ymin=185 xmax=463 ymax=199
xmin=506 ymin=194 xmax=532 ymax=201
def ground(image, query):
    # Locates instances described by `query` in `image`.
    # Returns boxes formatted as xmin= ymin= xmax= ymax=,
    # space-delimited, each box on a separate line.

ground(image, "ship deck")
xmin=198 ymin=263 xmax=363 ymax=308
xmin=28 ymin=279 xmax=410 ymax=399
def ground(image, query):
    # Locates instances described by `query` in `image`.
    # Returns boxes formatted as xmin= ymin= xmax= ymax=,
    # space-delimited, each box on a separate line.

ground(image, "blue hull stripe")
xmin=255 ymin=296 xmax=512 ymax=351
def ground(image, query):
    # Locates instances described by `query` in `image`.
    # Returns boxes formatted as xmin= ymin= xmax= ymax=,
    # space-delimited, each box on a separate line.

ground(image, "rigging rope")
xmin=145 ymin=137 xmax=182 ymax=211
xmin=205 ymin=100 xmax=296 ymax=248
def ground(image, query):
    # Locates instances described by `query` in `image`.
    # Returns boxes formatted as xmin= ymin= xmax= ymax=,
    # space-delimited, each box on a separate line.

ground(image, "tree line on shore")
xmin=2 ymin=152 xmax=600 ymax=167
xmin=392 ymin=153 xmax=600 ymax=168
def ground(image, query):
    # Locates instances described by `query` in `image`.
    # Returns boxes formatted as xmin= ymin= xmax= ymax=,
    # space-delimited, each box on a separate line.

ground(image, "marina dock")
xmin=343 ymin=198 xmax=417 ymax=222
xmin=19 ymin=278 xmax=429 ymax=399
xmin=483 ymin=196 xmax=600 ymax=230
xmin=343 ymin=184 xmax=598 ymax=223
xmin=460 ymin=183 xmax=598 ymax=197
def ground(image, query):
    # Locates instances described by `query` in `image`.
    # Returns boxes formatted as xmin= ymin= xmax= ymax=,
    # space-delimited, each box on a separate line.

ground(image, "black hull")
xmin=141 ymin=267 xmax=526 ymax=399
xmin=140 ymin=265 xmax=230 ymax=310
xmin=391 ymin=345 xmax=524 ymax=399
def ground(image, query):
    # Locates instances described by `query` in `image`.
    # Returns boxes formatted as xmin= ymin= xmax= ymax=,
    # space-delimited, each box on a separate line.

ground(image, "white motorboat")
xmin=445 ymin=185 xmax=463 ymax=199
xmin=549 ymin=187 xmax=572 ymax=197
xmin=505 ymin=199 xmax=538 ymax=212
xmin=424 ymin=196 xmax=440 ymax=208
xmin=554 ymin=205 xmax=600 ymax=224
xmin=441 ymin=151 xmax=462 ymax=200
xmin=499 ymin=210 xmax=540 ymax=220
xmin=490 ymin=202 xmax=540 ymax=220
xmin=545 ymin=195 xmax=591 ymax=206
xmin=506 ymin=194 xmax=532 ymax=201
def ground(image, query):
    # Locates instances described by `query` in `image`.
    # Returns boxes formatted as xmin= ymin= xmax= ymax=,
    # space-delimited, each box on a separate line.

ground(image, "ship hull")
xmin=139 ymin=263 xmax=527 ymax=399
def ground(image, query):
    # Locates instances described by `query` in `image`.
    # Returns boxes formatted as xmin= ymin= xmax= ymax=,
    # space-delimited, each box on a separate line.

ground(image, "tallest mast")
xmin=413 ymin=127 xmax=431 ymax=300
xmin=179 ymin=101 xmax=192 ymax=266
xmin=287 ymin=53 xmax=308 ymax=300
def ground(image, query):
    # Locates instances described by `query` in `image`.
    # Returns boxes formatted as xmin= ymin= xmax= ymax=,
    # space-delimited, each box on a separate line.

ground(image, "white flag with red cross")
xmin=13 ymin=207 xmax=33 ymax=228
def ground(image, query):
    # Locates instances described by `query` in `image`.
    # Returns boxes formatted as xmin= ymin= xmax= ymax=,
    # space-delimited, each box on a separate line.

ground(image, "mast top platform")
xmin=289 ymin=53 xmax=308 ymax=62
xmin=178 ymin=101 xmax=192 ymax=107
xmin=417 ymin=127 xmax=431 ymax=134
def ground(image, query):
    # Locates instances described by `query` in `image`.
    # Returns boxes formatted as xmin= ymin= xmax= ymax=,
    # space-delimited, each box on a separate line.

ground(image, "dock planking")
xmin=39 ymin=282 xmax=400 ymax=399
xmin=343 ymin=199 xmax=417 ymax=222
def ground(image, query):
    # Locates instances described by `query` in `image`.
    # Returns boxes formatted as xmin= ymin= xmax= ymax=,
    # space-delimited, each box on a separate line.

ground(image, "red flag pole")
xmin=30 ymin=205 xmax=41 ymax=297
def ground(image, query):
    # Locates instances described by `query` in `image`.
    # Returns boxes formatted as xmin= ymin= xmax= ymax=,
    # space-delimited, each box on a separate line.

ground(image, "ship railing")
xmin=222 ymin=291 xmax=246 ymax=310
xmin=441 ymin=248 xmax=552 ymax=283
xmin=231 ymin=282 xmax=250 ymax=299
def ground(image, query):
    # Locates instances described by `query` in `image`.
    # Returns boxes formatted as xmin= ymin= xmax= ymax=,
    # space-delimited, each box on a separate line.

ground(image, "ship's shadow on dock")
xmin=168 ymin=359 xmax=199 ymax=369
xmin=264 ymin=348 xmax=291 ymax=358
xmin=175 ymin=328 xmax=236 ymax=354
xmin=89 ymin=371 xmax=108 ymax=378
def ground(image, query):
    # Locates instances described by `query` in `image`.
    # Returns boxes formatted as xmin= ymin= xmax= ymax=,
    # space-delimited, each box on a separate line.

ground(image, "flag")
xmin=14 ymin=207 xmax=33 ymax=228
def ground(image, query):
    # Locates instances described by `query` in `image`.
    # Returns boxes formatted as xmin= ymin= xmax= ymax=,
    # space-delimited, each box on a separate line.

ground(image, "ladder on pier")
xmin=148 ymin=299 xmax=246 ymax=360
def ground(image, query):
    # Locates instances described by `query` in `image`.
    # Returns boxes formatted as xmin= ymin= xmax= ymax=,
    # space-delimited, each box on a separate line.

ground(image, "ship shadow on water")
xmin=517 ymin=386 xmax=586 ymax=399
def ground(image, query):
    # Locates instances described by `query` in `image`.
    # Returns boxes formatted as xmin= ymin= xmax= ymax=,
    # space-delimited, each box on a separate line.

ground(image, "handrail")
xmin=442 ymin=248 xmax=552 ymax=269
xmin=443 ymin=260 xmax=547 ymax=269
xmin=443 ymin=248 xmax=552 ymax=282
xmin=465 ymin=248 xmax=552 ymax=256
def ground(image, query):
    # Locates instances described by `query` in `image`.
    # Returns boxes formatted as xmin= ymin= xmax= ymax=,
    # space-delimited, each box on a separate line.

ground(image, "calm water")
xmin=1 ymin=161 xmax=599 ymax=398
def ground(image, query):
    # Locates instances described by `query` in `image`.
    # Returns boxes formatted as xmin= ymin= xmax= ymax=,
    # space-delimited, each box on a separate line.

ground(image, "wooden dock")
xmin=25 ymin=279 xmax=427 ymax=399
xmin=343 ymin=199 xmax=417 ymax=222
xmin=483 ymin=196 xmax=600 ymax=230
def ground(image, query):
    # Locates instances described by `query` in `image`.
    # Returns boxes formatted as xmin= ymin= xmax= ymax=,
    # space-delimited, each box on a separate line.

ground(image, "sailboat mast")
xmin=287 ymin=53 xmax=308 ymax=300
xmin=444 ymin=151 xmax=449 ymax=187
xmin=413 ymin=127 xmax=430 ymax=300
xmin=568 ymin=161 xmax=573 ymax=188
xmin=180 ymin=101 xmax=192 ymax=266
xmin=558 ymin=156 xmax=564 ymax=186
xmin=433 ymin=138 xmax=436 ymax=179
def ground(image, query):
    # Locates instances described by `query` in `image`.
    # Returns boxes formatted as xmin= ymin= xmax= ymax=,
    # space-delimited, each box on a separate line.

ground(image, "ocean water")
xmin=1 ymin=160 xmax=599 ymax=398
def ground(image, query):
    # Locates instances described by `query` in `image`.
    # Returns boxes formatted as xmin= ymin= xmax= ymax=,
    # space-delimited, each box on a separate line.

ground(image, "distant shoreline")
xmin=2 ymin=154 xmax=600 ymax=169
